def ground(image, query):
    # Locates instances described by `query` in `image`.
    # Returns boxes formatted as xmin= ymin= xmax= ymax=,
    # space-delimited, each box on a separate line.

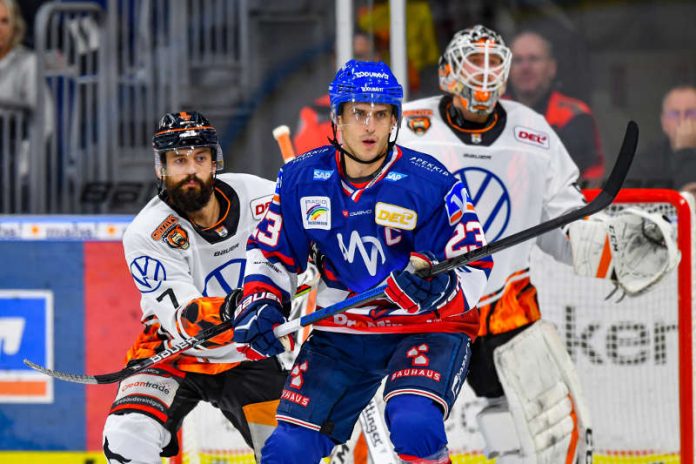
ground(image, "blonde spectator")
xmin=0 ymin=0 xmax=54 ymax=148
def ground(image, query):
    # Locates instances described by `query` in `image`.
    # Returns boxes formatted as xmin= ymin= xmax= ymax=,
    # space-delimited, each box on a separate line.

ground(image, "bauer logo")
xmin=0 ymin=291 xmax=53 ymax=403
xmin=301 ymin=197 xmax=331 ymax=230
xmin=375 ymin=202 xmax=417 ymax=230
xmin=313 ymin=169 xmax=334 ymax=181
xmin=444 ymin=181 xmax=468 ymax=225
xmin=129 ymin=256 xmax=166 ymax=293
xmin=354 ymin=71 xmax=389 ymax=79
xmin=514 ymin=126 xmax=549 ymax=149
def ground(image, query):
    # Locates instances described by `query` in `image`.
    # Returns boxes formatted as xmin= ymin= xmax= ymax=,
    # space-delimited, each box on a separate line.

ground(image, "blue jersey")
xmin=243 ymin=145 xmax=492 ymax=338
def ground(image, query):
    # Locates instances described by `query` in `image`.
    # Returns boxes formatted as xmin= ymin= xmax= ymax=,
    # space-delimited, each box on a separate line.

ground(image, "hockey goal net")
xmin=171 ymin=189 xmax=695 ymax=464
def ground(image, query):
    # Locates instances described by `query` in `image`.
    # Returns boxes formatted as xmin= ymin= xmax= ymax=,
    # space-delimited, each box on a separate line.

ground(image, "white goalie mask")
xmin=439 ymin=25 xmax=512 ymax=115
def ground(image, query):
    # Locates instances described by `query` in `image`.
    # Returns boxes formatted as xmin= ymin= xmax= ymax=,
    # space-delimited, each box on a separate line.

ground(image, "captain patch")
xmin=301 ymin=196 xmax=331 ymax=230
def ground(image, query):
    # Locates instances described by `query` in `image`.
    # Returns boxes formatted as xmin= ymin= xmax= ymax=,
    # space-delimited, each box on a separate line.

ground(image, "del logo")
xmin=375 ymin=202 xmax=417 ymax=231
xmin=385 ymin=171 xmax=408 ymax=182
xmin=301 ymin=196 xmax=331 ymax=230
xmin=444 ymin=181 xmax=468 ymax=225
xmin=250 ymin=194 xmax=273 ymax=219
xmin=514 ymin=126 xmax=549 ymax=149
xmin=313 ymin=169 xmax=334 ymax=181
xmin=0 ymin=291 xmax=54 ymax=403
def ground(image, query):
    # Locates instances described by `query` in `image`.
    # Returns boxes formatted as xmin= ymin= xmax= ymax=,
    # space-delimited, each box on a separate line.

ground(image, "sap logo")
xmin=375 ymin=202 xmax=417 ymax=231
xmin=337 ymin=231 xmax=385 ymax=276
xmin=251 ymin=195 xmax=273 ymax=219
xmin=130 ymin=256 xmax=166 ymax=293
xmin=313 ymin=169 xmax=334 ymax=181
xmin=385 ymin=171 xmax=408 ymax=182
xmin=514 ymin=126 xmax=549 ymax=149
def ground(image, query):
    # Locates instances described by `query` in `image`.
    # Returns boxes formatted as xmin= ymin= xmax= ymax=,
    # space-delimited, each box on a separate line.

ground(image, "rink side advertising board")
xmin=0 ymin=216 xmax=140 ymax=452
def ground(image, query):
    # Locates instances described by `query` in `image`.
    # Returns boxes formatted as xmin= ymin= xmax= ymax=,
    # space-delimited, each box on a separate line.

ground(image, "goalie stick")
xmin=24 ymin=121 xmax=638 ymax=386
xmin=273 ymin=119 xmax=638 ymax=338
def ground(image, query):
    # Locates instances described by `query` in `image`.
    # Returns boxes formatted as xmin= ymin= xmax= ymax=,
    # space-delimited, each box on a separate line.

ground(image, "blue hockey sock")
xmin=385 ymin=394 xmax=448 ymax=459
xmin=261 ymin=422 xmax=335 ymax=464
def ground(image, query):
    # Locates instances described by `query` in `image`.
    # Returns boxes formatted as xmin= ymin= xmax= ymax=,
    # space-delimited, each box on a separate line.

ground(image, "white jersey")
xmin=399 ymin=96 xmax=585 ymax=335
xmin=123 ymin=172 xmax=275 ymax=364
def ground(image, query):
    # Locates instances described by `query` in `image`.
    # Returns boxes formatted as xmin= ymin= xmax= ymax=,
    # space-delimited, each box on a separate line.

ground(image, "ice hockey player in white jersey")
xmin=398 ymin=25 xmax=678 ymax=464
xmin=102 ymin=111 xmax=287 ymax=464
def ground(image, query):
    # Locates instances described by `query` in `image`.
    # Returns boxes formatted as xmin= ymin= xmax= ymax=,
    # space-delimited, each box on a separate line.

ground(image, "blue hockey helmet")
xmin=152 ymin=111 xmax=224 ymax=177
xmin=328 ymin=60 xmax=404 ymax=123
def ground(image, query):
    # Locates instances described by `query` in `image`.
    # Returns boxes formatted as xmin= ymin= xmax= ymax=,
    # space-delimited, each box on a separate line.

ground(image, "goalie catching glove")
xmin=232 ymin=292 xmax=294 ymax=360
xmin=385 ymin=251 xmax=460 ymax=314
xmin=568 ymin=208 xmax=679 ymax=296
xmin=174 ymin=288 xmax=242 ymax=348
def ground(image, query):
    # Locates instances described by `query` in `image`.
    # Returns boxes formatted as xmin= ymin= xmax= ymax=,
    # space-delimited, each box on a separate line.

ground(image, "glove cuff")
xmin=235 ymin=291 xmax=282 ymax=320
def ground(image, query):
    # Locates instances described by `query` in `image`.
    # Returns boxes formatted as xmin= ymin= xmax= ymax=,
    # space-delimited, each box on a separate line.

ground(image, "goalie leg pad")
xmin=103 ymin=413 xmax=171 ymax=464
xmin=493 ymin=320 xmax=593 ymax=464
xmin=384 ymin=394 xmax=448 ymax=460
xmin=260 ymin=422 xmax=334 ymax=464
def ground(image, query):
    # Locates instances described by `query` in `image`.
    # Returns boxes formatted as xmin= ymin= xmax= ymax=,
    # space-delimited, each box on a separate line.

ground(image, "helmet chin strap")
xmin=329 ymin=122 xmax=400 ymax=167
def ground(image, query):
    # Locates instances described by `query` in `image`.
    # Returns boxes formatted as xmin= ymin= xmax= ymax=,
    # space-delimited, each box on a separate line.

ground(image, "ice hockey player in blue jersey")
xmin=231 ymin=60 xmax=493 ymax=463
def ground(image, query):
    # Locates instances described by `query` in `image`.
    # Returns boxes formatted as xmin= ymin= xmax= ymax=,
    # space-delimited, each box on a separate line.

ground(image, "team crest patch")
xmin=151 ymin=214 xmax=178 ymax=241
xmin=375 ymin=202 xmax=417 ymax=230
xmin=444 ymin=181 xmax=468 ymax=225
xmin=165 ymin=224 xmax=190 ymax=250
xmin=301 ymin=196 xmax=331 ymax=230
xmin=406 ymin=116 xmax=432 ymax=135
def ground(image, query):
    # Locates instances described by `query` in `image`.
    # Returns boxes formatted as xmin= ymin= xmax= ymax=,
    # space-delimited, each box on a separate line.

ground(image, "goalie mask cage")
xmin=169 ymin=189 xmax=694 ymax=464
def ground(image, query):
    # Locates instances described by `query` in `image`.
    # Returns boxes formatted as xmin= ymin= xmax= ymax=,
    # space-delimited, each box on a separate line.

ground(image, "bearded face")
xmin=165 ymin=173 xmax=214 ymax=213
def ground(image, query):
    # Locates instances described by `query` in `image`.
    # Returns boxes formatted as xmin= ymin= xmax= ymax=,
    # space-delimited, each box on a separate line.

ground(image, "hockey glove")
xmin=232 ymin=292 xmax=294 ymax=360
xmin=385 ymin=252 xmax=459 ymax=314
xmin=175 ymin=291 xmax=241 ymax=348
xmin=219 ymin=288 xmax=243 ymax=323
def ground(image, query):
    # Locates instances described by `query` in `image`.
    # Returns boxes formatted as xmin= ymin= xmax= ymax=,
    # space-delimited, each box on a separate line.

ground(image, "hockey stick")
xmin=22 ymin=285 xmax=317 ymax=385
xmin=273 ymin=120 xmax=639 ymax=339
xmin=30 ymin=121 xmax=637 ymax=386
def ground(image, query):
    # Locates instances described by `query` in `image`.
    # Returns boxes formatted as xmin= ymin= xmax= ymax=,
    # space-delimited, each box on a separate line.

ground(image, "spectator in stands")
xmin=0 ymin=0 xmax=54 ymax=176
xmin=507 ymin=30 xmax=604 ymax=185
xmin=292 ymin=31 xmax=379 ymax=154
xmin=628 ymin=85 xmax=696 ymax=191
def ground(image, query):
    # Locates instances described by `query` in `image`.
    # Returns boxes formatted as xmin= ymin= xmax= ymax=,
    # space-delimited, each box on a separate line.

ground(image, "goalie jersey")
xmin=243 ymin=145 xmax=493 ymax=339
xmin=398 ymin=96 xmax=586 ymax=336
xmin=123 ymin=173 xmax=275 ymax=371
